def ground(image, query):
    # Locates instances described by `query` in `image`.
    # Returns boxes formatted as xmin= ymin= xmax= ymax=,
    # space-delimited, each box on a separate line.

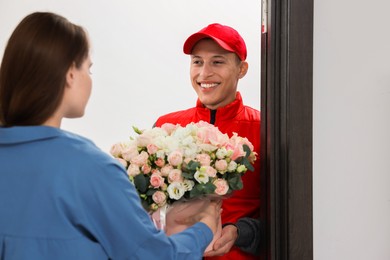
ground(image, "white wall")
xmin=0 ymin=0 xmax=261 ymax=152
xmin=313 ymin=0 xmax=390 ymax=259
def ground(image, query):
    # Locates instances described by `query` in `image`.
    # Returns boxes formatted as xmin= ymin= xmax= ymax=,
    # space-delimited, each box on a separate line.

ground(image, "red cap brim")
xmin=183 ymin=33 xmax=235 ymax=55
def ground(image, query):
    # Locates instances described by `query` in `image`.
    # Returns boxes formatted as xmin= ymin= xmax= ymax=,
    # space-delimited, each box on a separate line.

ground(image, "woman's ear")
xmin=65 ymin=63 xmax=76 ymax=88
xmin=238 ymin=61 xmax=248 ymax=79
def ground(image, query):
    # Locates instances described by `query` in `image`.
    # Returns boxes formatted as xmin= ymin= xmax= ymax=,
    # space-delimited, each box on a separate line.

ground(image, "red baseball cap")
xmin=183 ymin=23 xmax=247 ymax=61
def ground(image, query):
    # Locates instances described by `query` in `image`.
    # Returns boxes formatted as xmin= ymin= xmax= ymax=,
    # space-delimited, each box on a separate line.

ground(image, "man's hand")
xmin=203 ymin=224 xmax=238 ymax=256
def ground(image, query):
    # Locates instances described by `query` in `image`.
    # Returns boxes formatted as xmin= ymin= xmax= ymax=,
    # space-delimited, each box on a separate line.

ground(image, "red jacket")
xmin=155 ymin=92 xmax=261 ymax=260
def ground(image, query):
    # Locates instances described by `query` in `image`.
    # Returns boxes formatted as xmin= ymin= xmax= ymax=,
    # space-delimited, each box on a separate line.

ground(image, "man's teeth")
xmin=200 ymin=83 xmax=218 ymax=88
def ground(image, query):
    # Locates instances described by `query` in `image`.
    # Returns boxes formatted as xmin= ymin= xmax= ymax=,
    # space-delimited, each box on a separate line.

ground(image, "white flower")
xmin=183 ymin=179 xmax=195 ymax=191
xmin=216 ymin=147 xmax=228 ymax=159
xmin=227 ymin=161 xmax=238 ymax=172
xmin=194 ymin=169 xmax=209 ymax=184
xmin=167 ymin=182 xmax=185 ymax=200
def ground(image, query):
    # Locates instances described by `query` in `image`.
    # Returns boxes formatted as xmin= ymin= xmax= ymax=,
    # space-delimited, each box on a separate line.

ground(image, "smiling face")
xmin=190 ymin=39 xmax=248 ymax=110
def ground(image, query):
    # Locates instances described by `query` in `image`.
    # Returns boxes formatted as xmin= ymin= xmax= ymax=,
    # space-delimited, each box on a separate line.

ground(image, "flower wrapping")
xmin=110 ymin=121 xmax=256 ymax=251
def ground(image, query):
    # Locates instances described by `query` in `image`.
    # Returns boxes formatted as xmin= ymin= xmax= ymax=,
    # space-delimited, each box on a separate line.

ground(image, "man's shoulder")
xmin=242 ymin=105 xmax=261 ymax=122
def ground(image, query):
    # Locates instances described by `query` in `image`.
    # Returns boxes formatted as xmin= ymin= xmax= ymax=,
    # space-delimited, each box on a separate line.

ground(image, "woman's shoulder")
xmin=53 ymin=129 xmax=121 ymax=170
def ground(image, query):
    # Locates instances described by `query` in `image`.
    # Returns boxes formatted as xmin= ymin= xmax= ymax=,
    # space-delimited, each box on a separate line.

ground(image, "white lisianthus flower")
xmin=194 ymin=169 xmax=209 ymax=184
xmin=167 ymin=182 xmax=185 ymax=200
xmin=227 ymin=160 xmax=238 ymax=172
xmin=216 ymin=147 xmax=228 ymax=159
xmin=181 ymin=135 xmax=195 ymax=146
xmin=183 ymin=179 xmax=195 ymax=191
xmin=237 ymin=165 xmax=247 ymax=173
xmin=183 ymin=143 xmax=198 ymax=159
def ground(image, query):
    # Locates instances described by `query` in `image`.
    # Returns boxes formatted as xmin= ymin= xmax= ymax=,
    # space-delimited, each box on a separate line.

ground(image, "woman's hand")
xmin=174 ymin=199 xmax=222 ymax=235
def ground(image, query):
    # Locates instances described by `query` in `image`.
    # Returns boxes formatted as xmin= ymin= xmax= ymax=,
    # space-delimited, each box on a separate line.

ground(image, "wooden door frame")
xmin=260 ymin=0 xmax=313 ymax=258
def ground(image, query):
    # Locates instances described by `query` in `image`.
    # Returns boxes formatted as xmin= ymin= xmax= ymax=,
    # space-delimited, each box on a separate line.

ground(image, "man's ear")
xmin=65 ymin=63 xmax=76 ymax=88
xmin=238 ymin=61 xmax=248 ymax=79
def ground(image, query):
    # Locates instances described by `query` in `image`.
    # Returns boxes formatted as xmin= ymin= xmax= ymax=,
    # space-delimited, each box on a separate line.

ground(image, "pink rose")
xmin=147 ymin=144 xmax=158 ymax=155
xmin=110 ymin=143 xmax=123 ymax=157
xmin=196 ymin=153 xmax=211 ymax=166
xmin=121 ymin=145 xmax=139 ymax=161
xmin=215 ymin=159 xmax=228 ymax=173
xmin=127 ymin=164 xmax=140 ymax=177
xmin=150 ymin=173 xmax=165 ymax=188
xmin=116 ymin=158 xmax=128 ymax=168
xmin=141 ymin=164 xmax=151 ymax=174
xmin=213 ymin=179 xmax=229 ymax=195
xmin=160 ymin=165 xmax=173 ymax=177
xmin=204 ymin=166 xmax=217 ymax=177
xmin=130 ymin=151 xmax=149 ymax=166
xmin=168 ymin=169 xmax=183 ymax=183
xmin=168 ymin=151 xmax=183 ymax=166
xmin=155 ymin=157 xmax=166 ymax=167
xmin=136 ymin=134 xmax=152 ymax=148
xmin=152 ymin=191 xmax=167 ymax=206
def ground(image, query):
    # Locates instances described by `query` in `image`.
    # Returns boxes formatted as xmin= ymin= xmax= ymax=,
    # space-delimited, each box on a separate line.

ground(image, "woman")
xmin=0 ymin=12 xmax=220 ymax=259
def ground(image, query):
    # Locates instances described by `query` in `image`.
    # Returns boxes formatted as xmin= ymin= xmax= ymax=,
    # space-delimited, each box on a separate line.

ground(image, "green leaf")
xmin=242 ymin=157 xmax=254 ymax=172
xmin=146 ymin=189 xmax=157 ymax=196
xmin=203 ymin=182 xmax=216 ymax=194
xmin=182 ymin=171 xmax=194 ymax=179
xmin=189 ymin=185 xmax=203 ymax=198
xmin=189 ymin=183 xmax=216 ymax=198
xmin=243 ymin=144 xmax=252 ymax=157
xmin=228 ymin=174 xmax=243 ymax=190
xmin=134 ymin=174 xmax=149 ymax=193
xmin=186 ymin=160 xmax=200 ymax=171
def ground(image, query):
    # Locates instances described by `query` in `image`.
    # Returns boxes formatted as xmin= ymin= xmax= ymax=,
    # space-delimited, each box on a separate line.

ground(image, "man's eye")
xmin=192 ymin=60 xmax=202 ymax=65
xmin=213 ymin=61 xmax=224 ymax=64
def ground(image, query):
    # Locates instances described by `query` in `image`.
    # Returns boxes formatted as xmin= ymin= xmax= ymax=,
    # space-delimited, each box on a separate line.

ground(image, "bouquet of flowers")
xmin=110 ymin=121 xmax=256 ymax=251
xmin=110 ymin=121 xmax=256 ymax=213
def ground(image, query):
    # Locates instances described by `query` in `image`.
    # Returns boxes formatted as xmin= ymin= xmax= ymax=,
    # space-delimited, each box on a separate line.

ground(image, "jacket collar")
xmin=195 ymin=92 xmax=244 ymax=122
xmin=0 ymin=126 xmax=62 ymax=144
